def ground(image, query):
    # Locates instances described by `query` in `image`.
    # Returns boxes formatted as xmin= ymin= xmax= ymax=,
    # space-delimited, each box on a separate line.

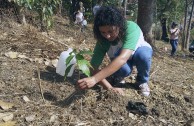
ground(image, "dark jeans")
xmin=170 ymin=39 xmax=178 ymax=56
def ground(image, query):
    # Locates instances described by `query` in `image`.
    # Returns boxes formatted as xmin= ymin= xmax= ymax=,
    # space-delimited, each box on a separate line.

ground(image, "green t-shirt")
xmin=91 ymin=21 xmax=141 ymax=69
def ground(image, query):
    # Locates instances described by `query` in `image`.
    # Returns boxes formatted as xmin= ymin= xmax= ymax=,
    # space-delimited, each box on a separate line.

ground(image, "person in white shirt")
xmin=169 ymin=22 xmax=180 ymax=56
xmin=74 ymin=10 xmax=84 ymax=25
xmin=74 ymin=10 xmax=87 ymax=32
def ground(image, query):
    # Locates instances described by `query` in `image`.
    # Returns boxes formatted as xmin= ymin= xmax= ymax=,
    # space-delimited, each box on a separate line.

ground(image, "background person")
xmin=74 ymin=10 xmax=84 ymax=25
xmin=74 ymin=10 xmax=87 ymax=32
xmin=169 ymin=22 xmax=180 ymax=56
xmin=93 ymin=0 xmax=103 ymax=16
xmin=77 ymin=6 xmax=153 ymax=97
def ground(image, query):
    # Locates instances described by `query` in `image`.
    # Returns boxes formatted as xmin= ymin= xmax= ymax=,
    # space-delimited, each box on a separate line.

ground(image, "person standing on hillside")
xmin=93 ymin=0 xmax=103 ymax=16
xmin=77 ymin=6 xmax=153 ymax=97
xmin=169 ymin=22 xmax=180 ymax=56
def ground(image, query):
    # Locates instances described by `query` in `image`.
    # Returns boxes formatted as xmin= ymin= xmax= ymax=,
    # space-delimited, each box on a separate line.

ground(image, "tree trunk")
xmin=57 ymin=0 xmax=62 ymax=16
xmin=185 ymin=0 xmax=194 ymax=50
xmin=182 ymin=0 xmax=188 ymax=51
xmin=71 ymin=0 xmax=77 ymax=21
xmin=123 ymin=0 xmax=127 ymax=18
xmin=161 ymin=18 xmax=169 ymax=42
xmin=137 ymin=0 xmax=155 ymax=47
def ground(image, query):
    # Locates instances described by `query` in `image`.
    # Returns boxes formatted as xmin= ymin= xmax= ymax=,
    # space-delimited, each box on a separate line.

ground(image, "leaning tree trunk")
xmin=137 ymin=0 xmax=155 ymax=47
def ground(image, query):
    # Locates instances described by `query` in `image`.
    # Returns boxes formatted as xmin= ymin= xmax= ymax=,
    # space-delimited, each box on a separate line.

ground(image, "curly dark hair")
xmin=93 ymin=6 xmax=127 ymax=42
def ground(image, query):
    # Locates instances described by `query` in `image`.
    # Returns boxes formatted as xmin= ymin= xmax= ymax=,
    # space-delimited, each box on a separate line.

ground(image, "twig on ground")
xmin=150 ymin=66 xmax=160 ymax=78
xmin=37 ymin=62 xmax=45 ymax=103
xmin=80 ymin=98 xmax=83 ymax=113
xmin=0 ymin=92 xmax=31 ymax=97
xmin=68 ymin=115 xmax=73 ymax=126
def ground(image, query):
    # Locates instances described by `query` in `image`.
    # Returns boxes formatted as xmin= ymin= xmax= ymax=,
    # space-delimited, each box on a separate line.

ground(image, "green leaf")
xmin=76 ymin=54 xmax=84 ymax=60
xmin=43 ymin=6 xmax=46 ymax=13
xmin=66 ymin=55 xmax=74 ymax=66
xmin=77 ymin=59 xmax=92 ymax=77
xmin=78 ymin=49 xmax=93 ymax=55
xmin=48 ymin=6 xmax=53 ymax=15
xmin=64 ymin=64 xmax=74 ymax=81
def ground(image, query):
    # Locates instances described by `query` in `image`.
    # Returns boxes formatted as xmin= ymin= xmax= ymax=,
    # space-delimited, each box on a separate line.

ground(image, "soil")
xmin=0 ymin=15 xmax=194 ymax=126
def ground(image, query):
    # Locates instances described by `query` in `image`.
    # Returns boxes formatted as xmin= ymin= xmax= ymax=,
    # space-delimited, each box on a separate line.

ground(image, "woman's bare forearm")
xmin=98 ymin=78 xmax=113 ymax=90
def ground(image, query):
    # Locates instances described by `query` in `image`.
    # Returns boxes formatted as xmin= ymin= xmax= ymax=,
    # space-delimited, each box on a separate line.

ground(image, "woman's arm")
xmin=77 ymin=49 xmax=132 ymax=91
xmin=93 ymin=49 xmax=133 ymax=83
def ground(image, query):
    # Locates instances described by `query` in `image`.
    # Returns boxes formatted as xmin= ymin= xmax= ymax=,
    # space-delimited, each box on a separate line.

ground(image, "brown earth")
xmin=0 ymin=15 xmax=194 ymax=126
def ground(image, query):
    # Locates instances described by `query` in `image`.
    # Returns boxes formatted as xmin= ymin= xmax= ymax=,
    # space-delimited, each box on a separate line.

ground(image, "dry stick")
xmin=68 ymin=115 xmax=73 ymax=126
xmin=150 ymin=66 xmax=160 ymax=78
xmin=0 ymin=92 xmax=31 ymax=97
xmin=37 ymin=62 xmax=45 ymax=103
xmin=80 ymin=98 xmax=83 ymax=114
xmin=78 ymin=70 xmax=82 ymax=114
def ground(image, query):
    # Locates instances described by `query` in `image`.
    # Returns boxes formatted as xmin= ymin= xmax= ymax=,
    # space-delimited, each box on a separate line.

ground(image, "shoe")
xmin=139 ymin=83 xmax=150 ymax=96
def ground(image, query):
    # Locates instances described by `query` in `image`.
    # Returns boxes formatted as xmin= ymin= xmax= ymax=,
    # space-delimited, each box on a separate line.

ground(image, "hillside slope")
xmin=0 ymin=16 xmax=194 ymax=126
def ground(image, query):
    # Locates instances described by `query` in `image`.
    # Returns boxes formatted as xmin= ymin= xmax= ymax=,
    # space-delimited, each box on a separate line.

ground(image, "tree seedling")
xmin=64 ymin=49 xmax=93 ymax=80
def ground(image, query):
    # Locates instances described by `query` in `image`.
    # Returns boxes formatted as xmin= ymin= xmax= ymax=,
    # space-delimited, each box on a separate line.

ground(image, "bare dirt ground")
xmin=0 ymin=15 xmax=194 ymax=126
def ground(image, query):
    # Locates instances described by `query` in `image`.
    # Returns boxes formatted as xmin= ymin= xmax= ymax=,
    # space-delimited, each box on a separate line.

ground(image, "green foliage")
xmin=104 ymin=0 xmax=118 ymax=6
xmin=190 ymin=28 xmax=194 ymax=41
xmin=77 ymin=56 xmax=91 ymax=77
xmin=157 ymin=0 xmax=185 ymax=24
xmin=13 ymin=0 xmax=60 ymax=28
xmin=64 ymin=49 xmax=93 ymax=80
xmin=64 ymin=64 xmax=74 ymax=81
xmin=126 ymin=0 xmax=138 ymax=21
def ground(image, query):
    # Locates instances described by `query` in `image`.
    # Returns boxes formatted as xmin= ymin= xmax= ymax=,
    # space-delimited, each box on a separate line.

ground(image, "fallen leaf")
xmin=4 ymin=52 xmax=18 ymax=59
xmin=18 ymin=54 xmax=28 ymax=59
xmin=0 ymin=113 xmax=14 ymax=122
xmin=128 ymin=113 xmax=137 ymax=120
xmin=0 ymin=100 xmax=14 ymax=110
xmin=51 ymin=59 xmax=58 ymax=67
xmin=49 ymin=115 xmax=58 ymax=122
xmin=25 ymin=115 xmax=35 ymax=122
xmin=44 ymin=59 xmax=50 ymax=66
xmin=23 ymin=96 xmax=30 ymax=102
xmin=34 ymin=58 xmax=43 ymax=64
xmin=0 ymin=121 xmax=16 ymax=126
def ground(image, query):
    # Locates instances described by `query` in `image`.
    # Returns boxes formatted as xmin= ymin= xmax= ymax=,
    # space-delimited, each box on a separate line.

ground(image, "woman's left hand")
xmin=77 ymin=77 xmax=97 ymax=89
xmin=109 ymin=87 xmax=125 ymax=95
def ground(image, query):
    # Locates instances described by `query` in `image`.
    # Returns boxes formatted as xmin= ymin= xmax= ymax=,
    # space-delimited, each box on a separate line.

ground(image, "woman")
xmin=170 ymin=22 xmax=180 ymax=56
xmin=77 ymin=6 xmax=153 ymax=96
